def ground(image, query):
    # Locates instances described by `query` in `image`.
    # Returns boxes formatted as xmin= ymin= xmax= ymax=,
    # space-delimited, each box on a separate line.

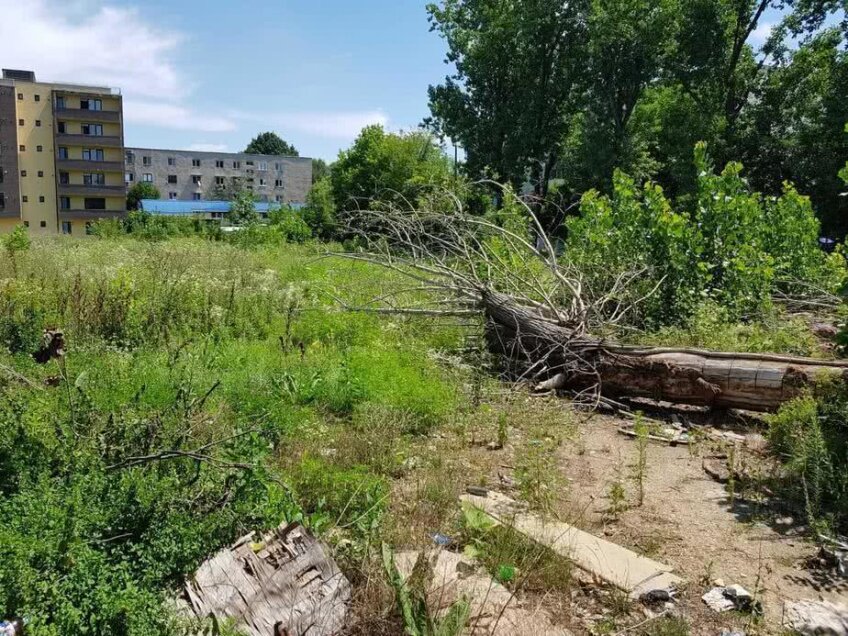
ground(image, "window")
xmin=192 ymin=159 xmax=201 ymax=167
xmin=34 ymin=94 xmax=40 ymax=102
xmin=0 ymin=171 xmax=3 ymax=183
xmin=37 ymin=171 xmax=43 ymax=178
xmin=169 ymin=192 xmax=178 ymax=200
xmin=55 ymin=96 xmax=65 ymax=109
xmin=19 ymin=145 xmax=25 ymax=152
xmin=83 ymin=174 xmax=106 ymax=186
xmin=142 ymin=156 xmax=152 ymax=166
xmin=246 ymin=160 xmax=254 ymax=167
xmin=259 ymin=178 xmax=266 ymax=186
xmin=193 ymin=193 xmax=202 ymax=201
xmin=36 ymin=145 xmax=42 ymax=152
xmin=275 ymin=163 xmax=282 ymax=170
xmin=125 ymin=172 xmax=135 ymax=183
xmin=81 ymin=99 xmax=102 ymax=111
xmin=59 ymin=172 xmax=69 ymax=185
xmin=142 ymin=173 xmax=153 ymax=182
xmin=20 ymin=170 xmax=26 ymax=177
xmin=40 ymin=221 xmax=46 ymax=228
xmin=167 ymin=175 xmax=178 ymax=184
xmin=258 ymin=162 xmax=267 ymax=171
xmin=82 ymin=123 xmax=103 ymax=136
xmin=35 ymin=120 xmax=41 ymax=127
xmin=38 ymin=196 xmax=45 ymax=203
xmin=275 ymin=179 xmax=283 ymax=187
xmin=167 ymin=157 xmax=176 ymax=166
xmin=0 ymin=193 xmax=4 ymax=208
xmin=83 ymin=148 xmax=105 ymax=161
xmin=215 ymin=176 xmax=225 ymax=185
xmin=17 ymin=93 xmax=22 ymax=100
xmin=23 ymin=221 xmax=28 ymax=227
xmin=276 ymin=195 xmax=284 ymax=203
xmin=233 ymin=161 xmax=240 ymax=169
xmin=22 ymin=196 xmax=28 ymax=203
xmin=84 ymin=198 xmax=106 ymax=210
xmin=18 ymin=119 xmax=24 ymax=126
xmin=57 ymin=122 xmax=66 ymax=134
xmin=125 ymin=150 xmax=135 ymax=163
xmin=59 ymin=197 xmax=71 ymax=210
xmin=61 ymin=221 xmax=72 ymax=235
xmin=58 ymin=147 xmax=69 ymax=160
xmin=192 ymin=175 xmax=202 ymax=185
xmin=215 ymin=160 xmax=224 ymax=168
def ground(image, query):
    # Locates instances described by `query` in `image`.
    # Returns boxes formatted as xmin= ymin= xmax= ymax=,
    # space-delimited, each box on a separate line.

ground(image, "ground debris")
xmin=184 ymin=522 xmax=350 ymax=636
xmin=702 ymin=585 xmax=761 ymax=615
xmin=394 ymin=549 xmax=570 ymax=635
xmin=783 ymin=600 xmax=848 ymax=636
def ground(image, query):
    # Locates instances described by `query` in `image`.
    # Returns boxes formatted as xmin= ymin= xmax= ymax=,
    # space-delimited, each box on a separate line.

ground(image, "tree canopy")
xmin=126 ymin=182 xmax=160 ymax=211
xmin=244 ymin=131 xmax=299 ymax=156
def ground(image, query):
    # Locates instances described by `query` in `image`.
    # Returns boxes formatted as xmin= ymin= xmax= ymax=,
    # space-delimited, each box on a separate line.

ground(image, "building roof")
xmin=139 ymin=200 xmax=302 ymax=215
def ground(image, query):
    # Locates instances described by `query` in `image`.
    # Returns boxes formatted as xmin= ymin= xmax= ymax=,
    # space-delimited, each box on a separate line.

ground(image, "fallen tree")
xmin=335 ymin=194 xmax=848 ymax=413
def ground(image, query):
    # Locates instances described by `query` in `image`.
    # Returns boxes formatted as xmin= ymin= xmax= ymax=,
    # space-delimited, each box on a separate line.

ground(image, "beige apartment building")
xmin=0 ymin=69 xmax=126 ymax=236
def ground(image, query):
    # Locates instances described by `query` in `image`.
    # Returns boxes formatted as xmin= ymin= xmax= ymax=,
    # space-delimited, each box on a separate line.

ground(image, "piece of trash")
xmin=430 ymin=532 xmax=452 ymax=546
xmin=32 ymin=329 xmax=65 ymax=364
xmin=184 ymin=522 xmax=349 ymax=636
xmin=0 ymin=619 xmax=25 ymax=636
xmin=783 ymin=599 xmax=848 ymax=636
xmin=466 ymin=485 xmax=489 ymax=497
xmin=702 ymin=587 xmax=735 ymax=612
xmin=720 ymin=630 xmax=745 ymax=636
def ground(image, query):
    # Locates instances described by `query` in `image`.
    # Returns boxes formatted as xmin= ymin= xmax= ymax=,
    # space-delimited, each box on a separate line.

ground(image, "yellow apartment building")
xmin=0 ymin=69 xmax=126 ymax=236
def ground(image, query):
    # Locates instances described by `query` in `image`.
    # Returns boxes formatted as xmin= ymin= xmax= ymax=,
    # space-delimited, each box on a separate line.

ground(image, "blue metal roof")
xmin=139 ymin=199 xmax=303 ymax=215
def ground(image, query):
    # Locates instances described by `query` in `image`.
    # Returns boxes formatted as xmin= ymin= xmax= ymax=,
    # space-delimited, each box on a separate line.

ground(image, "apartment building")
xmin=0 ymin=69 xmax=126 ymax=236
xmin=125 ymin=148 xmax=312 ymax=205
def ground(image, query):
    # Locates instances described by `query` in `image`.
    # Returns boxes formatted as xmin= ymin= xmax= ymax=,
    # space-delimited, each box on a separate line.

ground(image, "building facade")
xmin=124 ymin=148 xmax=312 ymax=205
xmin=0 ymin=69 xmax=126 ymax=236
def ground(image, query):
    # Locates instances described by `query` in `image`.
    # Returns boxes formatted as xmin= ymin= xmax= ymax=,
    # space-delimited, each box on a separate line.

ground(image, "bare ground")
xmin=379 ymin=393 xmax=847 ymax=635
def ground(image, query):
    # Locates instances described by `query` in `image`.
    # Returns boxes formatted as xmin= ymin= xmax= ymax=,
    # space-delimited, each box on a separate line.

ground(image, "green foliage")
xmin=566 ymin=145 xmax=844 ymax=327
xmin=227 ymin=190 xmax=259 ymax=226
xmin=243 ymin=131 xmax=298 ymax=156
xmin=0 ymin=238 xmax=466 ymax=632
xmin=331 ymin=125 xmax=454 ymax=213
xmin=127 ymin=182 xmax=161 ymax=211
xmin=302 ymin=177 xmax=336 ymax=239
xmin=312 ymin=157 xmax=330 ymax=183
xmin=3 ymin=225 xmax=30 ymax=276
xmin=767 ymin=384 xmax=848 ymax=533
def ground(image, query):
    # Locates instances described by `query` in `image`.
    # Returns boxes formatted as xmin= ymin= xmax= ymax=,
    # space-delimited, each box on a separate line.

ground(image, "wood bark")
xmin=482 ymin=290 xmax=848 ymax=412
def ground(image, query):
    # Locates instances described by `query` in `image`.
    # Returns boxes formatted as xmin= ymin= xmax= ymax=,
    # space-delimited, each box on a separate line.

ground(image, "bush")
xmin=565 ymin=144 xmax=845 ymax=327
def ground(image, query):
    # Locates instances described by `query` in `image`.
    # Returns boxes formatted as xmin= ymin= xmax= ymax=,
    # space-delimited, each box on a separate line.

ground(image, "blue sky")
xmin=0 ymin=0 xmax=451 ymax=160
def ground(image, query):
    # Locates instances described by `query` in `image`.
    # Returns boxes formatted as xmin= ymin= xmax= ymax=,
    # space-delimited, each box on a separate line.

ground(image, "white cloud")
xmin=124 ymin=101 xmax=236 ymax=133
xmin=749 ymin=22 xmax=774 ymax=46
xmin=0 ymin=0 xmax=233 ymax=134
xmin=187 ymin=143 xmax=229 ymax=152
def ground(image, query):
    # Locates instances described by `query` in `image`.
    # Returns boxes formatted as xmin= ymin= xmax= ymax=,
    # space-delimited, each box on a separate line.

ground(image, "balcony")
xmin=56 ymin=158 xmax=123 ymax=172
xmin=55 ymin=133 xmax=122 ymax=148
xmin=57 ymin=183 xmax=126 ymax=198
xmin=55 ymin=108 xmax=121 ymax=123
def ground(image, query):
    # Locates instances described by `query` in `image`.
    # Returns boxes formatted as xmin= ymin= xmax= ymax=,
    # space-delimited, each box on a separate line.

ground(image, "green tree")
xmin=302 ymin=177 xmax=336 ymax=239
xmin=312 ymin=158 xmax=330 ymax=184
xmin=426 ymin=0 xmax=588 ymax=200
xmin=331 ymin=125 xmax=453 ymax=211
xmin=126 ymin=182 xmax=160 ymax=211
xmin=244 ymin=132 xmax=299 ymax=156
xmin=227 ymin=190 xmax=259 ymax=226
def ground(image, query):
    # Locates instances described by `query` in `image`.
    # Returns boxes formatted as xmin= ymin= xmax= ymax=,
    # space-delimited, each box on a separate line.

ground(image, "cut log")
xmin=482 ymin=290 xmax=848 ymax=412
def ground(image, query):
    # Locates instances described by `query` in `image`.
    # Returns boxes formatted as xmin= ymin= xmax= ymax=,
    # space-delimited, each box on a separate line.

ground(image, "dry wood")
xmin=185 ymin=522 xmax=350 ymax=636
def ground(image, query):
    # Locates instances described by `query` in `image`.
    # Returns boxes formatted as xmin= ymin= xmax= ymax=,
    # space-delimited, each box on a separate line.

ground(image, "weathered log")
xmin=482 ymin=290 xmax=848 ymax=412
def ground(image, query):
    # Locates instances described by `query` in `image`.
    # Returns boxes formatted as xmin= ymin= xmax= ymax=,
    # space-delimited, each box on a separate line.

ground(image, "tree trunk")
xmin=482 ymin=290 xmax=848 ymax=412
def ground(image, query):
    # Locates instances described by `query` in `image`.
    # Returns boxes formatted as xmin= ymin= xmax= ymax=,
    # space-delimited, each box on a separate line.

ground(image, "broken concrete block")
xmin=783 ymin=600 xmax=848 ymax=636
xmin=459 ymin=490 xmax=684 ymax=600
xmin=702 ymin=587 xmax=735 ymax=613
xmin=394 ymin=549 xmax=569 ymax=636
xmin=184 ymin=522 xmax=350 ymax=636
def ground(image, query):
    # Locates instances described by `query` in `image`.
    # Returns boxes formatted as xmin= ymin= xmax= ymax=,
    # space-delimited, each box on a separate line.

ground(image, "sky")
xmin=0 ymin=0 xmax=452 ymax=161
